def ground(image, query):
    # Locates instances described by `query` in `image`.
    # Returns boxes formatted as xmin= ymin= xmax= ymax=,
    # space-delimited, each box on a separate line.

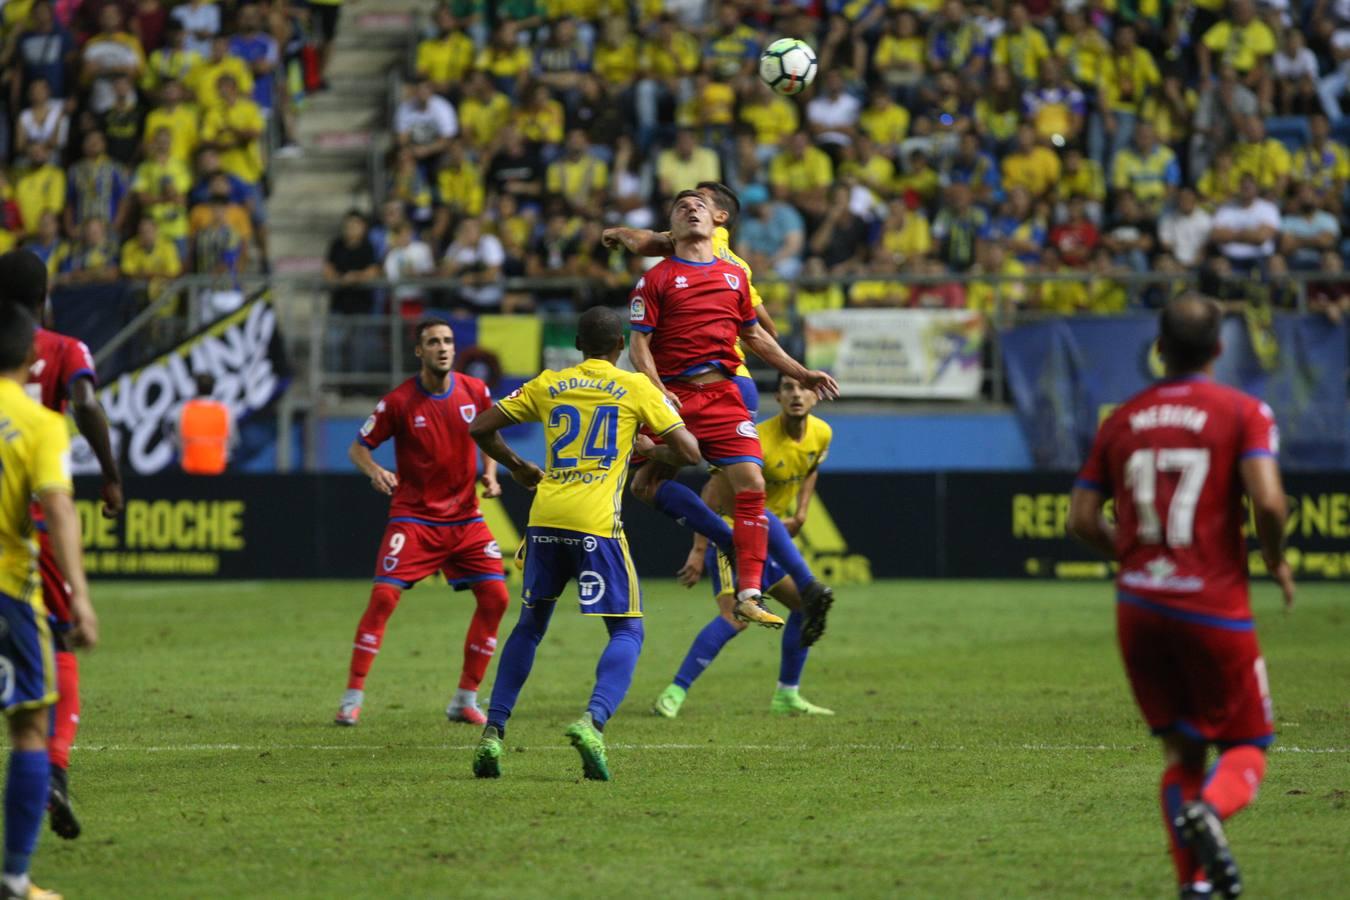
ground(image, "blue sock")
xmin=778 ymin=611 xmax=809 ymax=688
xmin=486 ymin=602 xmax=556 ymax=735
xmin=587 ymin=617 xmax=645 ymax=730
xmin=766 ymin=512 xmax=814 ymax=588
xmin=653 ymin=481 xmax=734 ymax=553
xmin=4 ymin=750 xmax=48 ymax=878
xmin=673 ymin=616 xmax=740 ymax=690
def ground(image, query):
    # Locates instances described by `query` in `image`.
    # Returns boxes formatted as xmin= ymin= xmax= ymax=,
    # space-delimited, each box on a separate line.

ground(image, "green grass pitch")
xmin=40 ymin=580 xmax=1348 ymax=898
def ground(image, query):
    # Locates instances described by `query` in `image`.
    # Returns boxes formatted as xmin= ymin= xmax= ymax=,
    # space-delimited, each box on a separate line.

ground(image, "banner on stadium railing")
xmin=71 ymin=295 xmax=291 ymax=477
xmin=1000 ymin=314 xmax=1349 ymax=470
xmin=803 ymin=309 xmax=985 ymax=399
xmin=71 ymin=471 xmax=1350 ymax=581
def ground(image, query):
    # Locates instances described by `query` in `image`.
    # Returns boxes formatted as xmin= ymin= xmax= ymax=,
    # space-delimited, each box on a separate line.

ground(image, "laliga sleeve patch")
xmin=630 ymin=296 xmax=645 ymax=322
xmin=736 ymin=421 xmax=759 ymax=438
xmin=360 ymin=415 xmax=377 ymax=436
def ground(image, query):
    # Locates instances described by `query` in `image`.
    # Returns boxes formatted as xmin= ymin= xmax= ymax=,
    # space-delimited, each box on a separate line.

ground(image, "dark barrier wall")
xmin=73 ymin=472 xmax=1350 ymax=582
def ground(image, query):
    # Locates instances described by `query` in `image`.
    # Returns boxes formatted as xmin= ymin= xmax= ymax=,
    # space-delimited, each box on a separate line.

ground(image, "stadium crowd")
xmin=325 ymin=0 xmax=1350 ymax=325
xmin=0 ymin=0 xmax=317 ymax=290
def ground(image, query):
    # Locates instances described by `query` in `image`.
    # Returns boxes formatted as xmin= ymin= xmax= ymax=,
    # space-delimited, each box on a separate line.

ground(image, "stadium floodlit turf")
xmin=44 ymin=580 xmax=1347 ymax=898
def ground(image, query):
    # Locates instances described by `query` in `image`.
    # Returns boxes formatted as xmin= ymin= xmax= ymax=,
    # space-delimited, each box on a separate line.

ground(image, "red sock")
xmin=1203 ymin=745 xmax=1267 ymax=820
xmin=459 ymin=579 xmax=509 ymax=691
xmin=1161 ymin=763 xmax=1206 ymax=885
xmin=48 ymin=650 xmax=80 ymax=771
xmin=348 ymin=583 xmax=402 ymax=690
xmin=732 ymin=490 xmax=769 ymax=595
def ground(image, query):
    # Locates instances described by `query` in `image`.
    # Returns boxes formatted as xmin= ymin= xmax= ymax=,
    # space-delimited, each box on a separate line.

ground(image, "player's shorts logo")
xmin=360 ymin=415 xmax=376 ymax=436
xmin=630 ymin=297 xmax=645 ymax=322
xmin=583 ymin=536 xmax=598 ymax=552
xmin=578 ymin=571 xmax=606 ymax=605
xmin=459 ymin=403 xmax=476 ymax=423
xmin=382 ymin=556 xmax=399 ymax=572
xmin=484 ymin=541 xmax=502 ymax=559
xmin=723 ymin=273 xmax=741 ymax=290
xmin=736 ymin=421 xmax=758 ymax=438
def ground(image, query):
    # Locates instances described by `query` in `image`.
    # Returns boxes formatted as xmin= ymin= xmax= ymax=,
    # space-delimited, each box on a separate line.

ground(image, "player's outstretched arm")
xmin=349 ymin=440 xmax=398 ymax=495
xmin=469 ymin=407 xmax=544 ymax=490
xmin=69 ymin=377 xmax=123 ymax=518
xmin=740 ymin=323 xmax=840 ymax=400
xmin=629 ymin=331 xmax=682 ymax=408
xmin=38 ymin=488 xmax=97 ymax=650
xmin=1068 ymin=486 xmax=1117 ymax=559
xmin=601 ymin=227 xmax=675 ymax=257
xmin=1241 ymin=455 xmax=1296 ymax=610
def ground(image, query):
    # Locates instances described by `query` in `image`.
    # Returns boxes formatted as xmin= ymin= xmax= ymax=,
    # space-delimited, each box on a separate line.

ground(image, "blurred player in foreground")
xmin=336 ymin=319 xmax=508 ymax=727
xmin=0 ymin=250 xmax=121 ymax=842
xmin=1070 ymin=295 xmax=1295 ymax=900
xmin=468 ymin=307 xmax=697 ymax=780
xmin=604 ymin=182 xmax=837 ymax=646
xmin=652 ymin=374 xmax=835 ymax=718
xmin=625 ymin=190 xmax=838 ymax=632
xmin=0 ymin=301 xmax=99 ymax=900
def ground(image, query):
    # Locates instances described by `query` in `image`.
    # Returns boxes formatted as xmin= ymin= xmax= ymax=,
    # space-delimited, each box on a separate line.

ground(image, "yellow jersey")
xmin=758 ymin=413 xmax=832 ymax=519
xmin=0 ymin=379 xmax=72 ymax=603
xmin=496 ymin=358 xmax=684 ymax=538
xmin=711 ymin=226 xmax=763 ymax=376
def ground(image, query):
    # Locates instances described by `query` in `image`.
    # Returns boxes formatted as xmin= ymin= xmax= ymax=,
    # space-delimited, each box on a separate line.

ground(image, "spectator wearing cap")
xmin=656 ymin=129 xmax=721 ymax=201
xmin=1279 ymin=183 xmax=1341 ymax=269
xmin=1211 ymin=174 xmax=1281 ymax=271
xmin=738 ymin=184 xmax=805 ymax=280
xmin=1158 ymin=188 xmax=1214 ymax=268
xmin=396 ymin=77 xmax=458 ymax=171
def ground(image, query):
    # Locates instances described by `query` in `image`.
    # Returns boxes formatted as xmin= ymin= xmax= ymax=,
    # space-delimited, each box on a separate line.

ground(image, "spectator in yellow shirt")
xmin=1197 ymin=146 xmax=1242 ymax=206
xmin=966 ymin=241 xmax=1028 ymax=315
xmin=14 ymin=144 xmax=65 ymax=238
xmin=739 ymin=81 xmax=800 ymax=158
xmin=1001 ymin=124 xmax=1061 ymax=198
xmin=769 ymin=131 xmax=833 ymax=220
xmin=1233 ymin=115 xmax=1291 ymax=197
xmin=457 ymin=72 xmax=511 ymax=154
xmin=145 ymin=23 xmax=202 ymax=94
xmin=655 ymin=129 xmax=721 ymax=200
xmin=1198 ymin=0 xmax=1275 ymax=111
xmin=991 ymin=4 xmax=1050 ymax=83
xmin=873 ymin=11 xmax=925 ymax=90
xmin=417 ymin=5 xmax=476 ymax=97
xmin=546 ymin=130 xmax=609 ymax=218
xmin=1098 ymin=24 xmax=1160 ymax=162
xmin=200 ymin=75 xmax=264 ymax=185
xmin=1110 ymin=123 xmax=1181 ymax=216
xmin=1055 ymin=147 xmax=1106 ymax=224
xmin=431 ymin=139 xmax=485 ymax=245
xmin=895 ymin=149 xmax=941 ymax=207
xmin=133 ymin=127 xmax=193 ymax=256
xmin=592 ymin=18 xmax=639 ymax=88
xmin=142 ymin=80 xmax=199 ymax=167
xmin=1291 ymin=114 xmax=1350 ymax=213
xmin=187 ymin=35 xmax=253 ymax=111
xmin=1055 ymin=8 xmax=1109 ymax=91
xmin=513 ymin=83 xmax=564 ymax=147
xmin=839 ymin=135 xmax=895 ymax=198
xmin=859 ymin=86 xmax=911 ymax=151
xmin=474 ymin=22 xmax=532 ymax=97
xmin=120 ymin=218 xmax=183 ymax=282
xmin=880 ymin=197 xmax=932 ymax=265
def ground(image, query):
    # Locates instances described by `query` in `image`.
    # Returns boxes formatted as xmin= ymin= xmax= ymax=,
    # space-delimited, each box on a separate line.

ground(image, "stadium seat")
xmin=1265 ymin=116 xmax=1311 ymax=151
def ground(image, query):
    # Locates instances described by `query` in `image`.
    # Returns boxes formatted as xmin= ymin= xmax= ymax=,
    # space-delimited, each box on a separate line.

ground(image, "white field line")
xmin=74 ymin=742 xmax=1347 ymax=754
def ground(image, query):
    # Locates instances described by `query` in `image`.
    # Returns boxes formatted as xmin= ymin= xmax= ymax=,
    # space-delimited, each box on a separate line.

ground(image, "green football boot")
xmin=473 ymin=726 xmax=503 ymax=779
xmin=770 ymin=687 xmax=835 ymax=716
xmin=564 ymin=713 xmax=611 ymax=781
xmin=652 ymin=684 xmax=687 ymax=719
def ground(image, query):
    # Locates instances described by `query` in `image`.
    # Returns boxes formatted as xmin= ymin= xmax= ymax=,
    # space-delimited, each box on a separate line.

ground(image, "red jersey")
xmin=628 ymin=256 xmax=755 ymax=381
xmin=27 ymin=328 xmax=96 ymax=412
xmin=1077 ymin=376 xmax=1279 ymax=622
xmin=358 ymin=373 xmax=492 ymax=523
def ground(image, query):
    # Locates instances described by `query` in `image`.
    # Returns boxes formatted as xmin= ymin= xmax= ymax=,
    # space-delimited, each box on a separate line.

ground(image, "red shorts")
xmin=1116 ymin=593 xmax=1274 ymax=747
xmin=36 ymin=529 xmax=72 ymax=627
xmin=662 ymin=379 xmax=762 ymax=467
xmin=372 ymin=517 xmax=504 ymax=590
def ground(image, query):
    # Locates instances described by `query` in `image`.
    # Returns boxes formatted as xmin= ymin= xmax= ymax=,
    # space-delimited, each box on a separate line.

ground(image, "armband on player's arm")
xmin=1067 ymin=485 xmax=1116 ymax=559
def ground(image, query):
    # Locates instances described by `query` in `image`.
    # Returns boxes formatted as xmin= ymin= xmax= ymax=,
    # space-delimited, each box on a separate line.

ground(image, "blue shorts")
xmin=732 ymin=374 xmax=759 ymax=419
xmin=522 ymin=527 xmax=641 ymax=617
xmin=0 ymin=590 xmax=56 ymax=714
xmin=705 ymin=544 xmax=787 ymax=598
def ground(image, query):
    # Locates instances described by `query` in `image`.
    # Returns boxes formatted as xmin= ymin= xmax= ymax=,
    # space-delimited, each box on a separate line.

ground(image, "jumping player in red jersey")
xmin=1069 ymin=296 xmax=1296 ymax=900
xmin=0 ymin=249 xmax=122 ymax=843
xmin=627 ymin=191 xmax=838 ymax=624
xmin=335 ymin=319 xmax=510 ymax=728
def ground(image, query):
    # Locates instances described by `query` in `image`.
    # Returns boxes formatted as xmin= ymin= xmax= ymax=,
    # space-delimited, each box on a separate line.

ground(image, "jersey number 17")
xmin=1124 ymin=448 xmax=1211 ymax=548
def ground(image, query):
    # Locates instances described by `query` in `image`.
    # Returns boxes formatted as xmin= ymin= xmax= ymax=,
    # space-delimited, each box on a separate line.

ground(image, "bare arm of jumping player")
xmin=69 ymin=377 xmax=122 ymax=518
xmin=628 ymin=329 xmax=683 ymax=409
xmin=740 ymin=323 xmax=840 ymax=400
xmin=1240 ymin=454 xmax=1296 ymax=611
xmin=350 ymin=440 xmax=398 ymax=495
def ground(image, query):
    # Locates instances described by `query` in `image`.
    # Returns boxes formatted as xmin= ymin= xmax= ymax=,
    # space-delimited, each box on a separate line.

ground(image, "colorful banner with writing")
xmin=804 ymin=309 xmax=985 ymax=399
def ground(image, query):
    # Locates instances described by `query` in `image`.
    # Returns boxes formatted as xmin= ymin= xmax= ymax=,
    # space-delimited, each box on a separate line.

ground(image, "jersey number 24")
xmin=548 ymin=404 xmax=620 ymax=470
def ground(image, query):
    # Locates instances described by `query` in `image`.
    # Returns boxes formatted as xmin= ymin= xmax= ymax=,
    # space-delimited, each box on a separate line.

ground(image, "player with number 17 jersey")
xmin=1077 ymin=376 xmax=1279 ymax=623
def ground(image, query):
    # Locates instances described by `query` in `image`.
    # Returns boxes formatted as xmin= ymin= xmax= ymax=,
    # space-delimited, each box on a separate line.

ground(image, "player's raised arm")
xmin=1068 ymin=485 xmax=1117 ymax=559
xmin=602 ymin=227 xmax=675 ymax=257
xmin=68 ymin=376 xmax=122 ymax=518
xmin=628 ymin=330 xmax=682 ymax=408
xmin=1240 ymin=454 xmax=1295 ymax=610
xmin=739 ymin=322 xmax=840 ymax=400
xmin=468 ymin=407 xmax=544 ymax=490
xmin=349 ymin=440 xmax=398 ymax=495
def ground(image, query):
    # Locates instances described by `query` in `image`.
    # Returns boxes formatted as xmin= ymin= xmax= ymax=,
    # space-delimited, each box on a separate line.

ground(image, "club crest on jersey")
xmin=724 ymin=273 xmax=740 ymax=290
xmin=413 ymin=415 xmax=428 ymax=428
xmin=736 ymin=421 xmax=758 ymax=438
xmin=460 ymin=403 xmax=476 ymax=423
xmin=630 ymin=296 xmax=645 ymax=322
xmin=674 ymin=275 xmax=688 ymax=289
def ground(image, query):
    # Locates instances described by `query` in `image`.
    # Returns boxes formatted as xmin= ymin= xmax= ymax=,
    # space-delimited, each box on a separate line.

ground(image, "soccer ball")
xmin=759 ymin=38 xmax=818 ymax=96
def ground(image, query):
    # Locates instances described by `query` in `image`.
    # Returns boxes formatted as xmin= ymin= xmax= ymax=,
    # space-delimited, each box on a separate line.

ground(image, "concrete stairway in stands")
xmin=268 ymin=6 xmax=415 ymax=275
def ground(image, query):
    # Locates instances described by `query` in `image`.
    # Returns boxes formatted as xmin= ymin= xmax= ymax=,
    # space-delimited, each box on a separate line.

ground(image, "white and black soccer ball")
xmin=759 ymin=38 xmax=818 ymax=97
